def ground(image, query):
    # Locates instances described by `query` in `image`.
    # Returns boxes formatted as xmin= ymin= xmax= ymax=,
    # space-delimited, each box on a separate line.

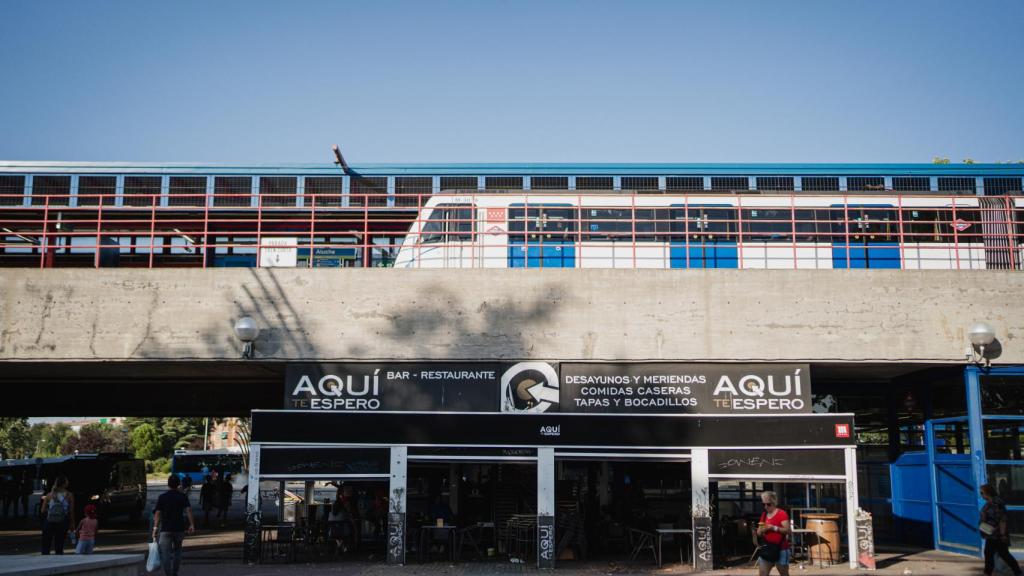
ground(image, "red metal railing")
xmin=0 ymin=191 xmax=1020 ymax=270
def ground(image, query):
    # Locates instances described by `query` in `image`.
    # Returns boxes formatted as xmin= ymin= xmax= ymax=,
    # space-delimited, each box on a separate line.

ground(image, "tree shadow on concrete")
xmin=377 ymin=282 xmax=566 ymax=361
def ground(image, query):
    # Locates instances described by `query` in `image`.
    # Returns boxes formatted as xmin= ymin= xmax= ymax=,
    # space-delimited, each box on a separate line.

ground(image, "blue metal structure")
xmin=3 ymin=161 xmax=1024 ymax=177
xmin=890 ymin=366 xmax=1024 ymax=558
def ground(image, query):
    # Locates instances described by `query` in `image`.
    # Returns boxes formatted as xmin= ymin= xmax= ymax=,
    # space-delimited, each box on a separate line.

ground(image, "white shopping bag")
xmin=146 ymin=538 xmax=161 ymax=572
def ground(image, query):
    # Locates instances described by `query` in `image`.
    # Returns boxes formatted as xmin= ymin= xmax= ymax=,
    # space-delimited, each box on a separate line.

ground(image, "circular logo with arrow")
xmin=500 ymin=362 xmax=559 ymax=413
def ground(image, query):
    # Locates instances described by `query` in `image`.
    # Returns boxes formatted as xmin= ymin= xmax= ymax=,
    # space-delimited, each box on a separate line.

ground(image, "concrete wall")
xmin=1 ymin=269 xmax=1021 ymax=364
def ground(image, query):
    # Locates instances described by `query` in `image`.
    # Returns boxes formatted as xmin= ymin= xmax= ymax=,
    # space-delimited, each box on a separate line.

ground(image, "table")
xmin=789 ymin=507 xmax=827 ymax=528
xmin=655 ymin=528 xmax=693 ymax=568
xmin=418 ymin=525 xmax=458 ymax=562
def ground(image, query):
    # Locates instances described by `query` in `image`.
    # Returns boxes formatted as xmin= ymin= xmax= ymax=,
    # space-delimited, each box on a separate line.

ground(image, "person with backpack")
xmin=40 ymin=476 xmax=75 ymax=555
xmin=755 ymin=491 xmax=791 ymax=576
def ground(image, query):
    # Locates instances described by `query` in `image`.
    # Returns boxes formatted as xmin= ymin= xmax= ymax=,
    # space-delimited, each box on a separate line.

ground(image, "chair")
xmin=627 ymin=527 xmax=657 ymax=563
xmin=271 ymin=524 xmax=297 ymax=562
xmin=456 ymin=523 xmax=484 ymax=561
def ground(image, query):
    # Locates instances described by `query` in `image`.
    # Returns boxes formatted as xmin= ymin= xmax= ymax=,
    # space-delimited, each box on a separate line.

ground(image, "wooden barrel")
xmin=804 ymin=513 xmax=842 ymax=565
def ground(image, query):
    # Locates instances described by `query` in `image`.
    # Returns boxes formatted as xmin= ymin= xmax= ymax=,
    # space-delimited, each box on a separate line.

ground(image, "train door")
xmin=830 ymin=205 xmax=901 ymax=269
xmin=669 ymin=205 xmax=738 ymax=268
xmin=508 ymin=204 xmax=577 ymax=268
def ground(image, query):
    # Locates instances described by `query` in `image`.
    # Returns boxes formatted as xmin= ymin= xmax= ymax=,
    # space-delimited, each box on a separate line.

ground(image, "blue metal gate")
xmin=927 ymin=417 xmax=980 ymax=555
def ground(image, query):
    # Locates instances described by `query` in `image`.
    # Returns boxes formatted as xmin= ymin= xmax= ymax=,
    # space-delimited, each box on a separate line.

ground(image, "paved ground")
xmin=0 ymin=484 xmax=1009 ymax=574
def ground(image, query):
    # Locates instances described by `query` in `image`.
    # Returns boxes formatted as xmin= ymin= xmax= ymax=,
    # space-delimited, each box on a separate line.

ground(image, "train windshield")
xmin=421 ymin=204 xmax=475 ymax=243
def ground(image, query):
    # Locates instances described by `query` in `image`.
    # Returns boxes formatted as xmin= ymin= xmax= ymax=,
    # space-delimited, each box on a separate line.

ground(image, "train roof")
xmin=0 ymin=452 xmax=135 ymax=469
xmin=1 ymin=161 xmax=1023 ymax=177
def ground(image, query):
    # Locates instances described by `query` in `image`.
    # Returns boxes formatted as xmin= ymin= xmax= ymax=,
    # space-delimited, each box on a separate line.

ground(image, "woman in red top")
xmin=756 ymin=491 xmax=791 ymax=576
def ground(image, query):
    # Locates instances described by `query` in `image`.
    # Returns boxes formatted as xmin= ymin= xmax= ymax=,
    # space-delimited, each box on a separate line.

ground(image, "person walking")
xmin=980 ymin=483 xmax=1022 ymax=576
xmin=217 ymin=473 xmax=233 ymax=526
xmin=152 ymin=475 xmax=196 ymax=576
xmin=199 ymin=475 xmax=216 ymax=528
xmin=40 ymin=476 xmax=75 ymax=555
xmin=755 ymin=491 xmax=790 ymax=576
xmin=75 ymin=504 xmax=99 ymax=554
xmin=19 ymin=471 xmax=33 ymax=519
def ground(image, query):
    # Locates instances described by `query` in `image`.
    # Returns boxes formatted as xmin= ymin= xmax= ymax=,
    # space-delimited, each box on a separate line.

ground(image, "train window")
xmin=509 ymin=206 xmax=577 ymax=241
xmin=169 ymin=176 xmax=207 ymax=207
xmin=584 ymin=208 xmax=631 ymax=241
xmin=0 ymin=175 xmax=26 ymax=206
xmin=666 ymin=177 xmax=704 ymax=191
xmin=633 ymin=208 xmax=673 ymax=241
xmin=77 ymin=176 xmax=116 ymax=207
xmin=847 ymin=177 xmax=886 ymax=191
xmin=711 ymin=177 xmax=749 ymax=191
xmin=304 ymin=177 xmax=343 ymax=207
xmin=576 ymin=177 xmax=613 ymax=191
xmin=893 ymin=177 xmax=931 ymax=192
xmin=123 ymin=176 xmax=162 ymax=207
xmin=834 ymin=207 xmax=897 ymax=242
xmin=395 ymin=177 xmax=432 ymax=208
xmin=801 ymin=177 xmax=840 ymax=192
xmin=742 ymin=208 xmax=792 ymax=241
xmin=439 ymin=176 xmax=478 ymax=191
xmin=793 ymin=209 xmax=833 ymax=242
xmin=213 ymin=177 xmax=252 ymax=208
xmin=755 ymin=177 xmax=794 ymax=192
xmin=680 ymin=206 xmax=738 ymax=240
xmin=421 ymin=204 xmax=474 ymax=244
xmin=903 ymin=207 xmax=981 ymax=243
xmin=938 ymin=177 xmax=976 ymax=194
xmin=531 ymin=177 xmax=569 ymax=190
xmin=259 ymin=177 xmax=297 ymax=207
xmin=31 ymin=175 xmax=71 ymax=206
xmin=622 ymin=177 xmax=659 ymax=192
xmin=485 ymin=177 xmax=523 ymax=191
xmin=984 ymin=178 xmax=1023 ymax=196
xmin=350 ymin=176 xmax=387 ymax=208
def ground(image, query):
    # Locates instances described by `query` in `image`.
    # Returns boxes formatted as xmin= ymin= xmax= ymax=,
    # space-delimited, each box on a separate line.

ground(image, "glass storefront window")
xmin=934 ymin=422 xmax=970 ymax=455
xmin=985 ymin=465 xmax=1024 ymax=506
xmin=1007 ymin=510 xmax=1024 ymax=551
xmin=981 ymin=376 xmax=1024 ymax=415
xmin=985 ymin=422 xmax=1024 ymax=461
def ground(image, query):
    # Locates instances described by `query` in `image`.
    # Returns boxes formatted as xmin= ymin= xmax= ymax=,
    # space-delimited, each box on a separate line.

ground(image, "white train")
xmin=394 ymin=193 xmax=1022 ymax=270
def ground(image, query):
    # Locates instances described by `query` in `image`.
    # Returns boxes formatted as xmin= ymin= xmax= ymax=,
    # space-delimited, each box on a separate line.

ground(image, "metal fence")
xmin=0 ymin=190 xmax=1020 ymax=270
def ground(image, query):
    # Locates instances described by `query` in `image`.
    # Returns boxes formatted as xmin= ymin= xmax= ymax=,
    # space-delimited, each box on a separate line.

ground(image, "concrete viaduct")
xmin=1 ymin=268 xmax=1022 ymax=415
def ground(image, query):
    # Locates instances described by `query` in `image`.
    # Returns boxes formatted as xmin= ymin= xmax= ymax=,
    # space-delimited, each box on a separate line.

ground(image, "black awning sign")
xmin=560 ymin=363 xmax=811 ymax=414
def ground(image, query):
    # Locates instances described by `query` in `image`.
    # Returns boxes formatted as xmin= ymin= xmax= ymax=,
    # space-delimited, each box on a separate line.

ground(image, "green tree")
xmin=36 ymin=423 xmax=75 ymax=456
xmin=61 ymin=423 xmax=129 ymax=454
xmin=160 ymin=418 xmax=205 ymax=451
xmin=0 ymin=418 xmax=32 ymax=459
xmin=131 ymin=423 xmax=165 ymax=460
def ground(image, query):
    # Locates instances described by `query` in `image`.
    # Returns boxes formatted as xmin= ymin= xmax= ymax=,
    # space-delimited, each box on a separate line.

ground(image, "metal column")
xmin=845 ymin=446 xmax=860 ymax=569
xmin=537 ymin=447 xmax=555 ymax=569
xmin=387 ymin=446 xmax=408 ymax=565
xmin=243 ymin=444 xmax=261 ymax=564
xmin=691 ymin=448 xmax=713 ymax=571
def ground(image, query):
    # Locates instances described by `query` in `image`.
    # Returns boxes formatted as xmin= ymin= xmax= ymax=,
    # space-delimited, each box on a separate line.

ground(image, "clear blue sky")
xmin=1 ymin=1 xmax=1021 ymax=164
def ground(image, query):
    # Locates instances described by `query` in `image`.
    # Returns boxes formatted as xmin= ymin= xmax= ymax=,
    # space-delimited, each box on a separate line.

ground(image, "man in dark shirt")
xmin=152 ymin=475 xmax=195 ymax=576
